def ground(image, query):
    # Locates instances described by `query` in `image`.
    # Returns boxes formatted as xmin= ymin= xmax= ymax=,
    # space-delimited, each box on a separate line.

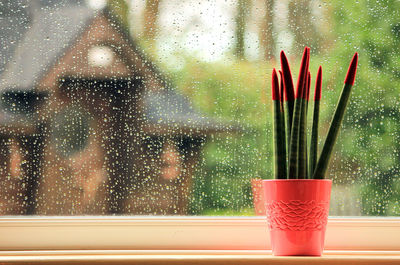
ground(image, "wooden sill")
xmin=1 ymin=250 xmax=400 ymax=264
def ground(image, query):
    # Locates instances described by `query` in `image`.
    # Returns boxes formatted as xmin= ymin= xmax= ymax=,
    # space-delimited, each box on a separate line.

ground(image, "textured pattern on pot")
xmin=266 ymin=200 xmax=329 ymax=231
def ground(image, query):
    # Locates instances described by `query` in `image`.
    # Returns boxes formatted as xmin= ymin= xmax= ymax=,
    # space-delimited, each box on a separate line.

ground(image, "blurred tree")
xmin=259 ymin=0 xmax=275 ymax=61
xmin=328 ymin=0 xmax=400 ymax=216
xmin=288 ymin=0 xmax=320 ymax=53
xmin=143 ymin=0 xmax=161 ymax=40
xmin=234 ymin=0 xmax=251 ymax=59
xmin=107 ymin=0 xmax=129 ymax=29
xmin=167 ymin=57 xmax=272 ymax=215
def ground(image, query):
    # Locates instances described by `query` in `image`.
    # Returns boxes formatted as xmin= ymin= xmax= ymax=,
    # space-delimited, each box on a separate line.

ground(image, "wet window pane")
xmin=0 ymin=0 xmax=398 ymax=216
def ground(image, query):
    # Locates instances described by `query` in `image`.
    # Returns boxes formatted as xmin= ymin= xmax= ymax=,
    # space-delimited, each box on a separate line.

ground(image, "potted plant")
xmin=263 ymin=47 xmax=358 ymax=256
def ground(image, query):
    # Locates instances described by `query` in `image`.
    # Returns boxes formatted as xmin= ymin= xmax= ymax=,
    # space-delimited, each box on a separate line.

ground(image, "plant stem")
xmin=288 ymin=47 xmax=309 ymax=179
xmin=272 ymin=69 xmax=287 ymax=179
xmin=306 ymin=72 xmax=311 ymax=178
xmin=279 ymin=70 xmax=288 ymax=176
xmin=310 ymin=66 xmax=322 ymax=177
xmin=298 ymin=72 xmax=310 ymax=179
xmin=280 ymin=51 xmax=295 ymax=153
xmin=313 ymin=53 xmax=358 ymax=179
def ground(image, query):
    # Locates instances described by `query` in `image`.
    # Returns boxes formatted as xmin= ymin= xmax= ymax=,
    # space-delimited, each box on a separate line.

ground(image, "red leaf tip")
xmin=295 ymin=47 xmax=310 ymax=99
xmin=314 ymin=66 xmax=322 ymax=101
xmin=344 ymin=52 xmax=358 ymax=85
xmin=280 ymin=50 xmax=295 ymax=102
xmin=271 ymin=68 xmax=279 ymax=100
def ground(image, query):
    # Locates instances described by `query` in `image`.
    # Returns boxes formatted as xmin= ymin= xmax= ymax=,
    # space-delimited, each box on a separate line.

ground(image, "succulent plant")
xmin=271 ymin=47 xmax=358 ymax=179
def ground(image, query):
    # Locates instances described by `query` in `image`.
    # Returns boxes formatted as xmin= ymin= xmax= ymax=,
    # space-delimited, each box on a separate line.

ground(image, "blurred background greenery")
xmin=114 ymin=0 xmax=400 ymax=216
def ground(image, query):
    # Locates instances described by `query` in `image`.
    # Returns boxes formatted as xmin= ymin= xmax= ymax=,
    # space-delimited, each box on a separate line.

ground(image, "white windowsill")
xmin=0 ymin=216 xmax=399 ymax=251
xmin=1 ymin=250 xmax=400 ymax=264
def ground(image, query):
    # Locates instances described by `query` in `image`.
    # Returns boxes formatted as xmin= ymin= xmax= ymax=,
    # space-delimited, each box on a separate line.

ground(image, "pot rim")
xmin=262 ymin=179 xmax=332 ymax=183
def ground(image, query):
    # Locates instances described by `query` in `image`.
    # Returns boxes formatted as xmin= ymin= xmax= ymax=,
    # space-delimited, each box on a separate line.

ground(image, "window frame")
xmin=1 ymin=216 xmax=399 ymax=251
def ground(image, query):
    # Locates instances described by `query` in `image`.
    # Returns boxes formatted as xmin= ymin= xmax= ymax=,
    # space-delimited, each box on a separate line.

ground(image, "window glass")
xmin=0 ymin=0 xmax=398 ymax=216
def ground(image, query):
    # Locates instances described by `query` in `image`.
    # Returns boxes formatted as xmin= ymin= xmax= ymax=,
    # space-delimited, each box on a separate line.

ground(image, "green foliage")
xmin=167 ymin=57 xmax=272 ymax=215
xmin=107 ymin=0 xmax=130 ymax=29
xmin=329 ymin=0 xmax=400 ymax=215
xmin=133 ymin=0 xmax=400 ymax=216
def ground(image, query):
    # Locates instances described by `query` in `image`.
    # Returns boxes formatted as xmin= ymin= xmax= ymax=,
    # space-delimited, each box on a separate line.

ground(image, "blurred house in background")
xmin=0 ymin=1 xmax=227 ymax=215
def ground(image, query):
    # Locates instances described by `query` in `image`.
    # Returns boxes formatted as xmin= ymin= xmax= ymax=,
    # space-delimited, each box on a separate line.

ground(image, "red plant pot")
xmin=251 ymin=179 xmax=266 ymax=216
xmin=262 ymin=179 xmax=332 ymax=256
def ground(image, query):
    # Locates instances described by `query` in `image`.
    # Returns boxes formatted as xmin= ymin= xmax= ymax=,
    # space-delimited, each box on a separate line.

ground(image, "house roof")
xmin=0 ymin=1 xmax=31 ymax=75
xmin=0 ymin=1 xmax=234 ymax=135
xmin=142 ymin=90 xmax=231 ymax=133
xmin=0 ymin=5 xmax=96 ymax=91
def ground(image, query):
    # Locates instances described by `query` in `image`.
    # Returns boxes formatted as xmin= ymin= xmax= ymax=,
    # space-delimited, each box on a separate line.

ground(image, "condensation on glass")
xmin=0 ymin=0 xmax=398 ymax=216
